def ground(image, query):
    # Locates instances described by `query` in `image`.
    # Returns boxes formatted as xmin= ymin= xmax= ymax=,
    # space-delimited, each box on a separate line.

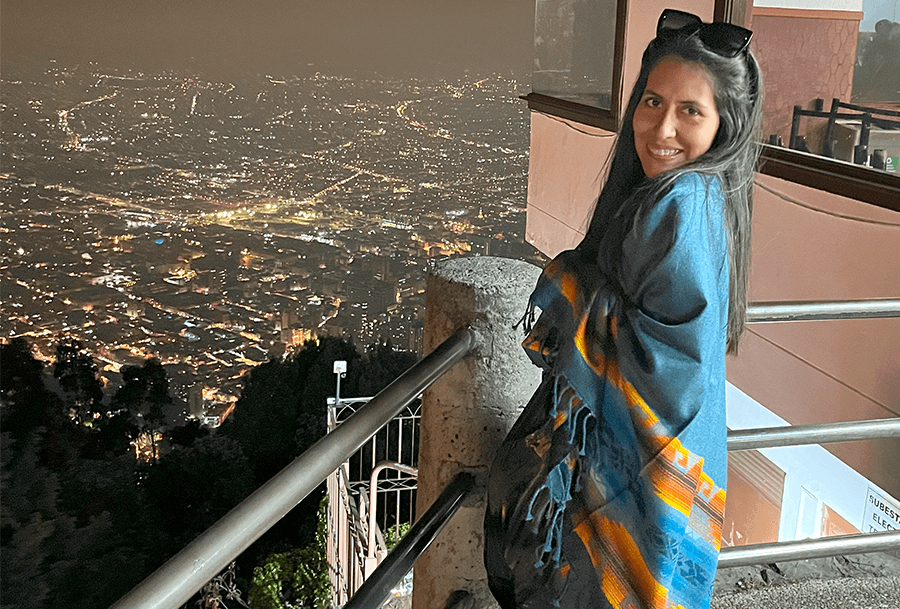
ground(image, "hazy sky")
xmin=1 ymin=0 xmax=534 ymax=77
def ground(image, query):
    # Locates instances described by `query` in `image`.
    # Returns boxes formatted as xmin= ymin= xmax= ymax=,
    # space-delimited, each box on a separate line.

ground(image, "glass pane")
xmin=752 ymin=3 xmax=900 ymax=174
xmin=853 ymin=5 xmax=900 ymax=103
xmin=532 ymin=0 xmax=618 ymax=110
xmin=796 ymin=487 xmax=820 ymax=540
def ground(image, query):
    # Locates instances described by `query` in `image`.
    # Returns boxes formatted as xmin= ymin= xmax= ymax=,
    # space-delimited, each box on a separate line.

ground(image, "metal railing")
xmin=327 ymin=464 xmax=368 ymax=605
xmin=747 ymin=298 xmax=900 ymax=323
xmin=719 ymin=529 xmax=900 ymax=568
xmin=110 ymin=327 xmax=476 ymax=609
xmin=326 ymin=390 xmax=421 ymax=603
xmin=727 ymin=417 xmax=900 ymax=451
xmin=338 ymin=300 xmax=900 ymax=604
xmin=344 ymin=488 xmax=900 ymax=603
xmin=111 ymin=298 xmax=900 ymax=609
xmin=367 ymin=461 xmax=419 ymax=563
xmin=725 ymin=301 xmax=900 ymax=567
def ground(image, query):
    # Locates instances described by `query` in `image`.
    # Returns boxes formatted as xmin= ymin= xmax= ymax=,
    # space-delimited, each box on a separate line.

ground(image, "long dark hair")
xmin=580 ymin=33 xmax=762 ymax=354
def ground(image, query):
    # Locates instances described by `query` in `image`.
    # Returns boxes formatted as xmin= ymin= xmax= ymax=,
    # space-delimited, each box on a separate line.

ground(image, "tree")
xmin=89 ymin=409 xmax=140 ymax=459
xmin=220 ymin=338 xmax=359 ymax=588
xmin=0 ymin=432 xmax=59 ymax=609
xmin=2 ymin=341 xmax=171 ymax=609
xmin=1 ymin=338 xmax=77 ymax=470
xmin=168 ymin=419 xmax=210 ymax=449
xmin=223 ymin=338 xmax=361 ymax=485
xmin=110 ymin=358 xmax=173 ymax=460
xmin=357 ymin=340 xmax=417 ymax=397
xmin=144 ymin=434 xmax=254 ymax=551
xmin=1 ymin=338 xmax=54 ymax=438
xmin=52 ymin=338 xmax=104 ymax=426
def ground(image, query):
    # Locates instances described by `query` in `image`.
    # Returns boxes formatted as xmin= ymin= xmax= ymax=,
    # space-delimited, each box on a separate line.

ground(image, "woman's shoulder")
xmin=666 ymin=171 xmax=723 ymax=202
xmin=648 ymin=171 xmax=724 ymax=224
xmin=630 ymin=172 xmax=725 ymax=249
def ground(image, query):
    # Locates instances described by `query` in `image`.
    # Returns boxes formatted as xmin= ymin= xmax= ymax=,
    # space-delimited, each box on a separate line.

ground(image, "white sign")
xmin=862 ymin=487 xmax=900 ymax=532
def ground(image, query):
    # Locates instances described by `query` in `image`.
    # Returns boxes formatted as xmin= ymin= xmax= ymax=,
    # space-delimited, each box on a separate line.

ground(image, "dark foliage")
xmin=53 ymin=338 xmax=104 ymax=426
xmin=223 ymin=337 xmax=362 ymax=485
xmin=144 ymin=434 xmax=254 ymax=551
xmin=1 ymin=335 xmax=420 ymax=609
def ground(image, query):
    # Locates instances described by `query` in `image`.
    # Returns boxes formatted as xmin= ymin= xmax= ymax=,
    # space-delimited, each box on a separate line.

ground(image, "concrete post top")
xmin=430 ymin=256 xmax=542 ymax=294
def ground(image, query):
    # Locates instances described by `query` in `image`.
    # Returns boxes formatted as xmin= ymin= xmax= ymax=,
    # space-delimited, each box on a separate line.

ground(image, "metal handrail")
xmin=109 ymin=327 xmax=477 ymax=609
xmin=719 ymin=529 xmax=900 ymax=568
xmin=345 ymin=473 xmax=476 ymax=609
xmin=747 ymin=299 xmax=900 ymax=323
xmin=111 ymin=295 xmax=900 ymax=609
xmin=368 ymin=461 xmax=419 ymax=560
xmin=727 ymin=417 xmax=900 ymax=451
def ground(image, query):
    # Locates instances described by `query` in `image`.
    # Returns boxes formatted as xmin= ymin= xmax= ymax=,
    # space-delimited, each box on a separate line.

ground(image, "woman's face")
xmin=632 ymin=57 xmax=720 ymax=178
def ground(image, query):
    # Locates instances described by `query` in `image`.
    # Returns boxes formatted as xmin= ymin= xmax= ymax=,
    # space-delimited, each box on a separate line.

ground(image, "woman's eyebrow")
xmin=680 ymin=98 xmax=714 ymax=109
xmin=642 ymin=88 xmax=710 ymax=106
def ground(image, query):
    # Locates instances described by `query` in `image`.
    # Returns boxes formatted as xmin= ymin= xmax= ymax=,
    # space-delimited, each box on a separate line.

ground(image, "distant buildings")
xmin=1 ymin=66 xmax=542 ymax=427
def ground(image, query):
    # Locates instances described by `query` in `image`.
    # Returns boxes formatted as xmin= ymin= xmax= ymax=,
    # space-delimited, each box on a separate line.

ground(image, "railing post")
xmin=414 ymin=257 xmax=543 ymax=609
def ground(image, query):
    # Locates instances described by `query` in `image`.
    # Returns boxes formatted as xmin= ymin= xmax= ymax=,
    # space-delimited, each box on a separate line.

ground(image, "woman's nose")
xmin=655 ymin=109 xmax=677 ymax=138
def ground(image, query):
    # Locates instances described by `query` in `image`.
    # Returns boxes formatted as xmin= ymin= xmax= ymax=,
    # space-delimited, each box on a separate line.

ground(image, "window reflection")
xmin=751 ymin=2 xmax=899 ymax=173
xmin=853 ymin=16 xmax=900 ymax=103
xmin=532 ymin=0 xmax=618 ymax=110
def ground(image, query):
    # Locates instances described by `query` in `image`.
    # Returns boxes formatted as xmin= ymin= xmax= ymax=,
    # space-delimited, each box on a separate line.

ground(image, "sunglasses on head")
xmin=656 ymin=9 xmax=752 ymax=58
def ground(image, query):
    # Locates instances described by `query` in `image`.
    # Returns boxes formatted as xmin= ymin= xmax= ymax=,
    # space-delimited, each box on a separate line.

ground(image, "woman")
xmin=484 ymin=9 xmax=762 ymax=609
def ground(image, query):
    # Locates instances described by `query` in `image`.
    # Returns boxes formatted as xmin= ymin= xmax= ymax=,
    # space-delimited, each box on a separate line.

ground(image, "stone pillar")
xmin=412 ymin=256 xmax=543 ymax=609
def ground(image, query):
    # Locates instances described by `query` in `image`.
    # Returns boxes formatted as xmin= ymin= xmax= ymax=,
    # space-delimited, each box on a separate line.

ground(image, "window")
xmin=533 ymin=0 xmax=619 ymax=109
xmin=733 ymin=0 xmax=900 ymax=207
xmin=524 ymin=0 xmax=626 ymax=131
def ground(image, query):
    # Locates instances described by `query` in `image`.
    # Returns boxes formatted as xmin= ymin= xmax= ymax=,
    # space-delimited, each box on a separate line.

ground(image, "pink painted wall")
xmin=729 ymin=174 xmax=900 ymax=498
xmin=524 ymin=112 xmax=608 ymax=254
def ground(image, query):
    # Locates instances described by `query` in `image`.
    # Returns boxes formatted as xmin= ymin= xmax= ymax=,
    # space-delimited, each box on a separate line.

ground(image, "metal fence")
xmin=326 ymin=396 xmax=421 ymax=605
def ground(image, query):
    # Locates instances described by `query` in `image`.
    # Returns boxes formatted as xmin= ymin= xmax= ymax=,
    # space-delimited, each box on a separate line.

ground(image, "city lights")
xmin=1 ymin=66 xmax=538 ymax=426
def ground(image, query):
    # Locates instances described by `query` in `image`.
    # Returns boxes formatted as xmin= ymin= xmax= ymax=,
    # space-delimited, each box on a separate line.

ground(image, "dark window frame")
xmin=758 ymin=145 xmax=900 ymax=212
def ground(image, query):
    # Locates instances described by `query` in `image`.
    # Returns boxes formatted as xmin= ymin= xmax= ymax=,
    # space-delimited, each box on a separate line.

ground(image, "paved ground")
xmin=712 ymin=549 xmax=900 ymax=608
xmin=381 ymin=550 xmax=900 ymax=608
xmin=712 ymin=576 xmax=900 ymax=608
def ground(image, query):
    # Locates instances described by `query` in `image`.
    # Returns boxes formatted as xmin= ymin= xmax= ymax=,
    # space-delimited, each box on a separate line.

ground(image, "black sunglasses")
xmin=657 ymin=9 xmax=752 ymax=58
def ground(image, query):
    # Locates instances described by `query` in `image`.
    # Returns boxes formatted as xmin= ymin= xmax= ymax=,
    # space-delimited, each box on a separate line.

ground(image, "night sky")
xmin=1 ymin=0 xmax=534 ymax=77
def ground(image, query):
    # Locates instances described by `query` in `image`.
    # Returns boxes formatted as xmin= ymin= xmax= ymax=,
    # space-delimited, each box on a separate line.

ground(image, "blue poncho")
xmin=485 ymin=172 xmax=729 ymax=609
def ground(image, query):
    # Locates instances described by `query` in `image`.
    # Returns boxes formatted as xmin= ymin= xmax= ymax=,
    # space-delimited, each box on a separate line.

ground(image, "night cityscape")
xmin=0 ymin=1 xmax=543 ymax=606
xmin=1 ymin=63 xmax=539 ymax=426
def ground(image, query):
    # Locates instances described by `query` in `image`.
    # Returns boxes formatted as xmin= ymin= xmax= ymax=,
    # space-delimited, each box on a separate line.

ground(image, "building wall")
xmin=524 ymin=111 xmax=607 ymax=254
xmin=728 ymin=173 xmax=900 ymax=502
